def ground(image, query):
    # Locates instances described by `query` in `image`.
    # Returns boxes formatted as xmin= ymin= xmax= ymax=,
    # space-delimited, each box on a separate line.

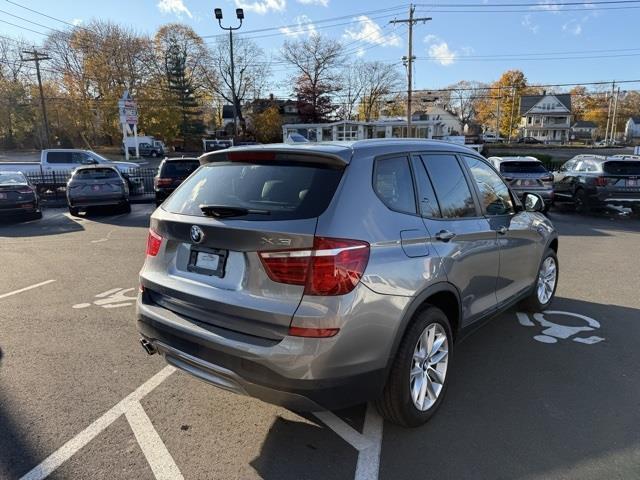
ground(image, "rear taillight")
xmin=541 ymin=175 xmax=554 ymax=182
xmin=155 ymin=178 xmax=173 ymax=187
xmin=259 ymin=237 xmax=370 ymax=296
xmin=17 ymin=188 xmax=34 ymax=194
xmin=594 ymin=177 xmax=610 ymax=186
xmin=146 ymin=229 xmax=163 ymax=256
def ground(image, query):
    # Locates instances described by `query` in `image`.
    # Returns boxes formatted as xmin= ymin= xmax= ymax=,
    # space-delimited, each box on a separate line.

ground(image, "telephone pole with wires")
xmin=22 ymin=48 xmax=51 ymax=148
xmin=390 ymin=5 xmax=431 ymax=135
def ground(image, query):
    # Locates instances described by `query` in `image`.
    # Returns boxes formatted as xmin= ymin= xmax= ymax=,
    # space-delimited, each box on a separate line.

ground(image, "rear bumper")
xmin=68 ymin=196 xmax=128 ymax=207
xmin=0 ymin=202 xmax=39 ymax=215
xmin=136 ymin=292 xmax=387 ymax=411
xmin=590 ymin=190 xmax=640 ymax=207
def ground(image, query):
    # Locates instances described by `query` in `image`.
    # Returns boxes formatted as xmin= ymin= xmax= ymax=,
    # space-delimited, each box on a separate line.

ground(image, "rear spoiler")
xmin=198 ymin=148 xmax=348 ymax=168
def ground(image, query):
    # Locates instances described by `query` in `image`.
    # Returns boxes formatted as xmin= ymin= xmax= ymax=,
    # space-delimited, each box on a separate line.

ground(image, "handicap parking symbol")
xmin=517 ymin=310 xmax=605 ymax=345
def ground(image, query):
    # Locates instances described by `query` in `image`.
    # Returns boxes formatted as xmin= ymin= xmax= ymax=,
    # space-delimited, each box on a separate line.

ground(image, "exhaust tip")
xmin=140 ymin=338 xmax=157 ymax=355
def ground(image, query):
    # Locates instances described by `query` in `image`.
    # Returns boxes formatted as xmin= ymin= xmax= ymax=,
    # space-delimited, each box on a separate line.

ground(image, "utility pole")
xmin=604 ymin=81 xmax=615 ymax=144
xmin=495 ymin=87 xmax=501 ymax=137
xmin=215 ymin=7 xmax=244 ymax=139
xmin=390 ymin=5 xmax=431 ymax=136
xmin=610 ymin=86 xmax=621 ymax=144
xmin=22 ymin=48 xmax=51 ymax=148
xmin=508 ymin=85 xmax=516 ymax=143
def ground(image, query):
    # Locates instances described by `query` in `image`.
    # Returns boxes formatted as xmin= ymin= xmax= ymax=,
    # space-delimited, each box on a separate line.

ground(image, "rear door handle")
xmin=435 ymin=230 xmax=456 ymax=242
xmin=498 ymin=226 xmax=508 ymax=235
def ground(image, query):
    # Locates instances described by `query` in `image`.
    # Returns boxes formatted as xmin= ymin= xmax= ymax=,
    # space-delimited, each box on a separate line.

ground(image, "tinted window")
xmin=47 ymin=152 xmax=72 ymax=164
xmin=603 ymin=161 xmax=640 ymax=175
xmin=161 ymin=161 xmax=200 ymax=177
xmin=500 ymin=161 xmax=547 ymax=174
xmin=410 ymin=156 xmax=441 ymax=218
xmin=0 ymin=172 xmax=27 ymax=184
xmin=162 ymin=161 xmax=343 ymax=221
xmin=421 ymin=154 xmax=476 ymax=218
xmin=463 ymin=156 xmax=514 ymax=216
xmin=373 ymin=156 xmax=416 ymax=215
xmin=74 ymin=168 xmax=120 ymax=179
xmin=560 ymin=160 xmax=575 ymax=172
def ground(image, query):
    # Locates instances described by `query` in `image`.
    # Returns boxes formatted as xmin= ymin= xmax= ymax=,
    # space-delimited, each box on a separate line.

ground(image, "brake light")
xmin=146 ymin=229 xmax=163 ymax=256
xmin=541 ymin=175 xmax=554 ymax=182
xmin=594 ymin=177 xmax=609 ymax=186
xmin=155 ymin=178 xmax=173 ymax=187
xmin=17 ymin=188 xmax=34 ymax=194
xmin=259 ymin=237 xmax=370 ymax=296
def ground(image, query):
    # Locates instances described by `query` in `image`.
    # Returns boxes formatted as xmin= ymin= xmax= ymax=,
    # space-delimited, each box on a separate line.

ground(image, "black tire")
xmin=574 ymin=189 xmax=590 ymax=214
xmin=376 ymin=306 xmax=453 ymax=428
xmin=151 ymin=151 xmax=158 ymax=158
xmin=120 ymin=202 xmax=131 ymax=213
xmin=542 ymin=203 xmax=551 ymax=214
xmin=520 ymin=248 xmax=559 ymax=312
xmin=32 ymin=210 xmax=43 ymax=220
xmin=68 ymin=206 xmax=79 ymax=216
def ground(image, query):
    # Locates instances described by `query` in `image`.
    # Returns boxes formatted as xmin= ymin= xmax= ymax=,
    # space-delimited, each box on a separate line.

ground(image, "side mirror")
xmin=523 ymin=193 xmax=544 ymax=213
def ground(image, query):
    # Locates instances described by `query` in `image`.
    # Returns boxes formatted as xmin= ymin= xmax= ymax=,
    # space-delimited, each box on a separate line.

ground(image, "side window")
xmin=561 ymin=160 xmax=575 ymax=172
xmin=373 ymin=156 xmax=417 ymax=215
xmin=46 ymin=152 xmax=72 ymax=164
xmin=410 ymin=156 xmax=441 ymax=218
xmin=70 ymin=152 xmax=92 ymax=164
xmin=421 ymin=154 xmax=477 ymax=218
xmin=463 ymin=156 xmax=514 ymax=216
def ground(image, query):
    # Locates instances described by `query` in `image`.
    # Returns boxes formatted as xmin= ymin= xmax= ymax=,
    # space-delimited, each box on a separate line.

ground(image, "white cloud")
xmin=522 ymin=14 xmax=540 ymax=34
xmin=157 ymin=0 xmax=192 ymax=18
xmin=343 ymin=16 xmax=401 ymax=47
xmin=234 ymin=0 xmax=286 ymax=14
xmin=71 ymin=18 xmax=83 ymax=26
xmin=297 ymin=0 xmax=329 ymax=6
xmin=562 ymin=19 xmax=582 ymax=35
xmin=424 ymin=35 xmax=460 ymax=66
xmin=280 ymin=15 xmax=318 ymax=38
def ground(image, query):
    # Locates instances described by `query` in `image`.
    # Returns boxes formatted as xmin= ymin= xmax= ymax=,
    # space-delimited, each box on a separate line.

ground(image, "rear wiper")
xmin=199 ymin=204 xmax=271 ymax=218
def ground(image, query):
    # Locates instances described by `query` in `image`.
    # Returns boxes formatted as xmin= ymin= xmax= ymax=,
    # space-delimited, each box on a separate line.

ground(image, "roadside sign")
xmin=119 ymin=91 xmax=138 ymax=125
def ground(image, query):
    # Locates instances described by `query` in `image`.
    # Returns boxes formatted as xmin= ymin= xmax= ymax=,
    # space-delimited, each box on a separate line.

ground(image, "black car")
xmin=552 ymin=155 xmax=640 ymax=213
xmin=517 ymin=137 xmax=543 ymax=144
xmin=154 ymin=157 xmax=200 ymax=206
xmin=0 ymin=171 xmax=42 ymax=220
xmin=128 ymin=142 xmax=164 ymax=158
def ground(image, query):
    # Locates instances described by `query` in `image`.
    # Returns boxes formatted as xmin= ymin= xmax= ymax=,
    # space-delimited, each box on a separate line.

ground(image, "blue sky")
xmin=3 ymin=0 xmax=640 ymax=95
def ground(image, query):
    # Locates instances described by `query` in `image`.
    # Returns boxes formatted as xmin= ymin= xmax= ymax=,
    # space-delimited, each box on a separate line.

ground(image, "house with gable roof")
xmin=519 ymin=93 xmax=572 ymax=144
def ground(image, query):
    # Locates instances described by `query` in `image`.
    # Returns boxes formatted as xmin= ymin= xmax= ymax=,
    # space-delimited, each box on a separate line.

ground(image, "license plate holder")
xmin=187 ymin=246 xmax=228 ymax=277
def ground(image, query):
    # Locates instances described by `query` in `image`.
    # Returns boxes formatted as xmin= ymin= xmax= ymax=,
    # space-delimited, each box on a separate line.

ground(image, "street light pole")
xmin=215 ymin=7 xmax=244 ymax=138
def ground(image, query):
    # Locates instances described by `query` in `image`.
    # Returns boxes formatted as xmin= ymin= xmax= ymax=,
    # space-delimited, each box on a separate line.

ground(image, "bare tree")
xmin=281 ymin=34 xmax=343 ymax=122
xmin=445 ymin=80 xmax=489 ymax=126
xmin=357 ymin=61 xmax=402 ymax=121
xmin=209 ymin=36 xmax=268 ymax=134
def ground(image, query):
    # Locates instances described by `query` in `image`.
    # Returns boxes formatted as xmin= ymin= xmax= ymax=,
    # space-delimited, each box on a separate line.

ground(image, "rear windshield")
xmin=74 ymin=168 xmax=119 ymax=179
xmin=500 ymin=161 xmax=547 ymax=174
xmin=160 ymin=161 xmax=200 ymax=177
xmin=162 ymin=161 xmax=343 ymax=220
xmin=603 ymin=161 xmax=640 ymax=175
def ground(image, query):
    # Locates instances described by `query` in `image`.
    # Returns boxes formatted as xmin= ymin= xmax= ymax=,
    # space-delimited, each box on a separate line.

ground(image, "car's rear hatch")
xmin=499 ymin=161 xmax=552 ymax=189
xmin=597 ymin=161 xmax=640 ymax=196
xmin=0 ymin=183 xmax=34 ymax=207
xmin=69 ymin=169 xmax=125 ymax=198
xmin=141 ymin=148 xmax=349 ymax=340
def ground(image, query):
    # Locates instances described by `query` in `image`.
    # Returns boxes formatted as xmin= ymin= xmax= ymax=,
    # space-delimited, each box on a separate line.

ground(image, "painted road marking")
xmin=125 ymin=401 xmax=184 ymax=480
xmin=73 ymin=287 xmax=137 ymax=309
xmin=313 ymin=411 xmax=373 ymax=451
xmin=20 ymin=366 xmax=176 ymax=480
xmin=517 ymin=310 xmax=605 ymax=345
xmin=0 ymin=279 xmax=56 ymax=300
xmin=354 ymin=404 xmax=384 ymax=480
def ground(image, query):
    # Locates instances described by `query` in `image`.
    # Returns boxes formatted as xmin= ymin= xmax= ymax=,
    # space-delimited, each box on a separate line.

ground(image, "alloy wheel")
xmin=537 ymin=256 xmax=557 ymax=304
xmin=410 ymin=323 xmax=449 ymax=411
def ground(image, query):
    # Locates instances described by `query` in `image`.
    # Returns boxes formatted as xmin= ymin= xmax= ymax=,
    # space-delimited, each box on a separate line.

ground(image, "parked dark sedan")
xmin=517 ymin=137 xmax=543 ymax=144
xmin=552 ymin=154 xmax=640 ymax=213
xmin=487 ymin=156 xmax=554 ymax=212
xmin=154 ymin=157 xmax=200 ymax=206
xmin=67 ymin=166 xmax=130 ymax=216
xmin=0 ymin=171 xmax=42 ymax=220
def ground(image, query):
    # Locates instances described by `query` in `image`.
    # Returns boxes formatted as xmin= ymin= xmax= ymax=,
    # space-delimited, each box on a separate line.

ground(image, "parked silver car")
xmin=137 ymin=140 xmax=558 ymax=427
xmin=487 ymin=156 xmax=554 ymax=212
xmin=67 ymin=165 xmax=130 ymax=216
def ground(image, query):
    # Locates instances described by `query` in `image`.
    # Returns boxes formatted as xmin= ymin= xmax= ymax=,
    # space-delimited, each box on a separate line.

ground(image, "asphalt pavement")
xmin=1 ymin=205 xmax=639 ymax=480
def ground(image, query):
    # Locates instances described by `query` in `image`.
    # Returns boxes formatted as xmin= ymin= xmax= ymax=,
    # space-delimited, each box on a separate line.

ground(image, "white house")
xmin=625 ymin=117 xmax=640 ymax=142
xmin=519 ymin=93 xmax=572 ymax=144
xmin=412 ymin=105 xmax=463 ymax=136
xmin=571 ymin=120 xmax=597 ymax=143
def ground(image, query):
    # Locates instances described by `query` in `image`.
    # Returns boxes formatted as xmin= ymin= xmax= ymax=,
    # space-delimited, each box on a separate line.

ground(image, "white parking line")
xmin=354 ymin=405 xmax=384 ymax=480
xmin=312 ymin=410 xmax=372 ymax=451
xmin=19 ymin=366 xmax=176 ymax=480
xmin=0 ymin=279 xmax=56 ymax=300
xmin=125 ymin=402 xmax=184 ymax=480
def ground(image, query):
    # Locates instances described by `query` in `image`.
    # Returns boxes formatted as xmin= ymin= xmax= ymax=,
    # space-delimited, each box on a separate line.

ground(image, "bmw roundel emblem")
xmin=190 ymin=225 xmax=204 ymax=244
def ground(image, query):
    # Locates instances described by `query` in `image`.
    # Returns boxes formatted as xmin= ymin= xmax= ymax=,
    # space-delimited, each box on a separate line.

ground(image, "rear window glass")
xmin=162 ymin=161 xmax=343 ymax=220
xmin=0 ymin=173 xmax=27 ymax=184
xmin=500 ymin=162 xmax=547 ymax=174
xmin=603 ymin=161 xmax=640 ymax=175
xmin=160 ymin=161 xmax=200 ymax=177
xmin=74 ymin=168 xmax=119 ymax=179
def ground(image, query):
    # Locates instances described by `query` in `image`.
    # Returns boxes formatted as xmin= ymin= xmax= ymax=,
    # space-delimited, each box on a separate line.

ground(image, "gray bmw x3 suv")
xmin=137 ymin=139 xmax=558 ymax=427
